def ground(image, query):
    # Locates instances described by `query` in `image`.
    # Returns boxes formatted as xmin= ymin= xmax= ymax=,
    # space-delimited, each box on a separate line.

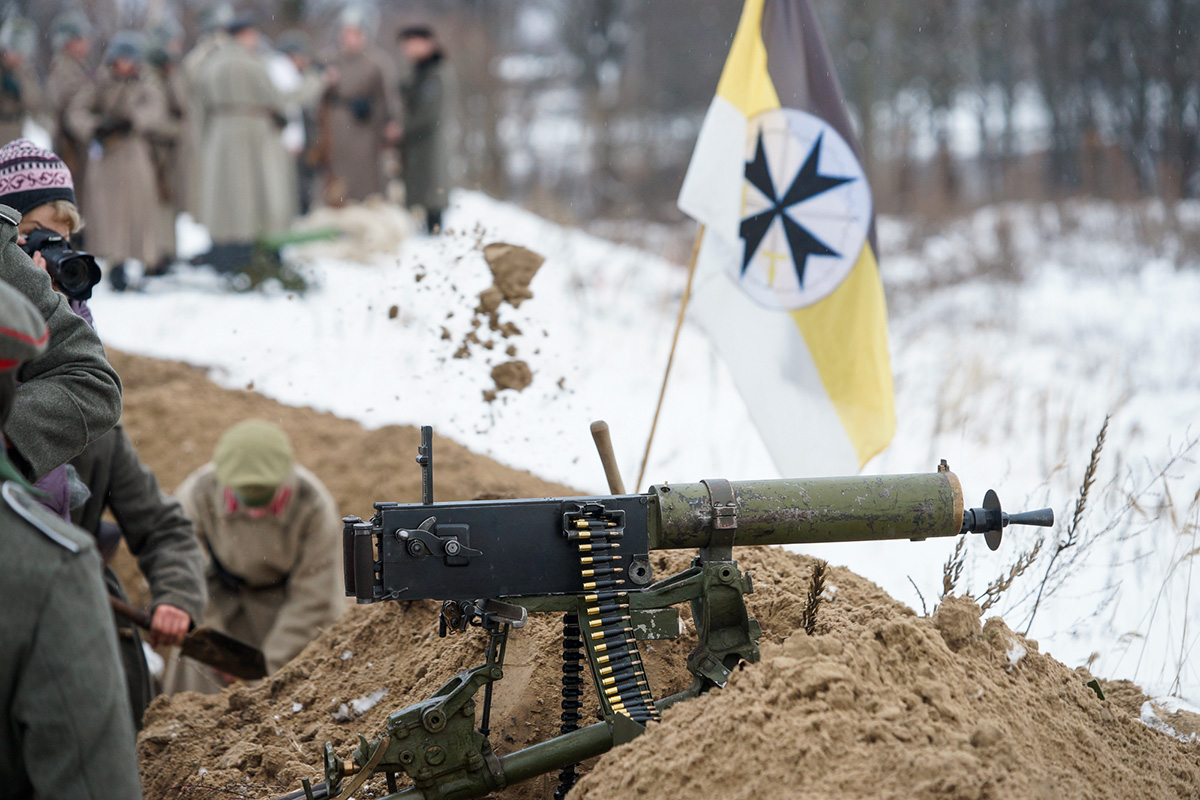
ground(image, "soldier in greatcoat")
xmin=193 ymin=15 xmax=295 ymax=262
xmin=165 ymin=420 xmax=344 ymax=694
xmin=145 ymin=24 xmax=189 ymax=272
xmin=0 ymin=280 xmax=142 ymax=800
xmin=321 ymin=6 xmax=401 ymax=205
xmin=398 ymin=26 xmax=455 ymax=233
xmin=0 ymin=17 xmax=45 ymax=146
xmin=46 ymin=12 xmax=94 ymax=216
xmin=181 ymin=3 xmax=232 ymax=223
xmin=66 ymin=32 xmax=167 ymax=283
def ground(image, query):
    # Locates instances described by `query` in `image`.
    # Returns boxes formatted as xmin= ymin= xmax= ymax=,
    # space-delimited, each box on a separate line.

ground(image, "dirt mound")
xmin=572 ymin=595 xmax=1200 ymax=800
xmin=118 ymin=350 xmax=1200 ymax=800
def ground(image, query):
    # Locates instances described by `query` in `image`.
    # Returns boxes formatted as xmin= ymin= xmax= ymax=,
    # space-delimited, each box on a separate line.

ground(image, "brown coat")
xmin=165 ymin=462 xmax=344 ymax=694
xmin=67 ymin=69 xmax=167 ymax=265
xmin=323 ymin=46 xmax=399 ymax=204
xmin=195 ymin=41 xmax=295 ymax=243
xmin=45 ymin=53 xmax=92 ymax=206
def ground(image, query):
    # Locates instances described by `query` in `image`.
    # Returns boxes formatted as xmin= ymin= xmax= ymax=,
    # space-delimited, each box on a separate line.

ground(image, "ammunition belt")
xmin=563 ymin=504 xmax=659 ymax=725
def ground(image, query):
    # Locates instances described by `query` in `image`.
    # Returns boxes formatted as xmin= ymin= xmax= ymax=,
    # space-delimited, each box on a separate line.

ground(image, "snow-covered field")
xmin=91 ymin=191 xmax=1200 ymax=702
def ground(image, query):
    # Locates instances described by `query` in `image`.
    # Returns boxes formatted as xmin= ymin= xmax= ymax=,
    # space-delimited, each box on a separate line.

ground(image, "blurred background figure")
xmin=46 ymin=11 xmax=93 ymax=220
xmin=321 ymin=5 xmax=400 ymax=206
xmin=278 ymin=30 xmax=323 ymax=216
xmin=181 ymin=2 xmax=233 ymax=227
xmin=398 ymin=25 xmax=455 ymax=234
xmin=0 ymin=16 xmax=44 ymax=146
xmin=193 ymin=13 xmax=294 ymax=273
xmin=145 ymin=20 xmax=189 ymax=275
xmin=67 ymin=31 xmax=166 ymax=291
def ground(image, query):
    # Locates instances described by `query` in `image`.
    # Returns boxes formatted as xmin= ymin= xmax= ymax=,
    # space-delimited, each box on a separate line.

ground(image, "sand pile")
xmin=117 ymin=351 xmax=1200 ymax=800
xmin=287 ymin=200 xmax=417 ymax=262
xmin=572 ymin=595 xmax=1200 ymax=800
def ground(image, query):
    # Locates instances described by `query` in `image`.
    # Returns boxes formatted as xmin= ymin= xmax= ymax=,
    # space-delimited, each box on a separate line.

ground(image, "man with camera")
xmin=0 ymin=137 xmax=206 ymax=729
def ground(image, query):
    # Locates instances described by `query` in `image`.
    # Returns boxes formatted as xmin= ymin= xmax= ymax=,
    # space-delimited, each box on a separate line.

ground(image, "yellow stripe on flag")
xmin=789 ymin=243 xmax=895 ymax=466
xmin=715 ymin=0 xmax=780 ymax=119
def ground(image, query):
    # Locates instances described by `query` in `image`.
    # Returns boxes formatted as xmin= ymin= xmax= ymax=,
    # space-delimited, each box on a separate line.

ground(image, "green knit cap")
xmin=213 ymin=420 xmax=294 ymax=501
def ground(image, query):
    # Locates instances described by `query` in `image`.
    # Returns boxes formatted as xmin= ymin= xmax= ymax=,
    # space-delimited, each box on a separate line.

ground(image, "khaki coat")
xmin=45 ymin=53 xmax=92 ymax=209
xmin=195 ymin=41 xmax=296 ymax=244
xmin=66 ymin=69 xmax=167 ymax=265
xmin=165 ymin=462 xmax=344 ymax=694
xmin=324 ymin=46 xmax=400 ymax=204
xmin=400 ymin=54 xmax=455 ymax=213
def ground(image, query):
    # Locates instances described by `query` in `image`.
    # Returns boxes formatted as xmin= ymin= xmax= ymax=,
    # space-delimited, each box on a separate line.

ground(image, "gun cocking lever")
xmin=417 ymin=425 xmax=434 ymax=505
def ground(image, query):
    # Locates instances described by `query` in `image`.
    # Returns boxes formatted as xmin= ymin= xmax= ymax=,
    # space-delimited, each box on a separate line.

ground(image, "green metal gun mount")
xmin=280 ymin=426 xmax=1052 ymax=800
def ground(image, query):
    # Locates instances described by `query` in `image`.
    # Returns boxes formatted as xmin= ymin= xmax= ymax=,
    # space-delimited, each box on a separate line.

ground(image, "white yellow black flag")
xmin=678 ymin=0 xmax=894 ymax=475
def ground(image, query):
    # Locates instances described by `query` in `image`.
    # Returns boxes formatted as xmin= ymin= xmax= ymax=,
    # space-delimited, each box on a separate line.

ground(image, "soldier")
xmin=398 ymin=26 xmax=455 ymax=233
xmin=322 ymin=5 xmax=401 ymax=205
xmin=0 ymin=16 xmax=45 ymax=146
xmin=0 ymin=280 xmax=142 ymax=800
xmin=46 ymin=11 xmax=94 ymax=217
xmin=278 ymin=31 xmax=323 ymax=215
xmin=0 ymin=138 xmax=207 ymax=729
xmin=181 ymin=3 xmax=232 ymax=224
xmin=193 ymin=14 xmax=295 ymax=272
xmin=166 ymin=420 xmax=344 ymax=694
xmin=66 ymin=31 xmax=167 ymax=289
xmin=145 ymin=22 xmax=188 ymax=274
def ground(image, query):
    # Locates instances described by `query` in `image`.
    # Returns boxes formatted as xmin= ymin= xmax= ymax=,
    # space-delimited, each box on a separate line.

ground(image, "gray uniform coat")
xmin=0 ymin=477 xmax=142 ymax=800
xmin=194 ymin=41 xmax=295 ymax=244
xmin=400 ymin=53 xmax=454 ymax=214
xmin=0 ymin=206 xmax=123 ymax=480
xmin=71 ymin=424 xmax=207 ymax=726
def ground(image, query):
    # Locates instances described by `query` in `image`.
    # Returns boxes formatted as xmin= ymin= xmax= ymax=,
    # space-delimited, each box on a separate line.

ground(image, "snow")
xmin=1140 ymin=697 xmax=1200 ymax=743
xmin=89 ymin=190 xmax=1200 ymax=704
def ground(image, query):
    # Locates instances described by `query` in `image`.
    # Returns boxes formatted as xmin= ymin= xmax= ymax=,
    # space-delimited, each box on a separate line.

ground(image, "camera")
xmin=19 ymin=228 xmax=102 ymax=301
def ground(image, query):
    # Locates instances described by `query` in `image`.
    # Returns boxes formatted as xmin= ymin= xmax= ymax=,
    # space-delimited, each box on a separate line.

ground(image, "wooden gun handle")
xmin=590 ymin=420 xmax=626 ymax=495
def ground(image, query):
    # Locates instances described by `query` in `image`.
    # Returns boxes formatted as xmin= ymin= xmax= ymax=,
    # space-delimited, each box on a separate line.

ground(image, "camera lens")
xmin=57 ymin=255 xmax=90 ymax=292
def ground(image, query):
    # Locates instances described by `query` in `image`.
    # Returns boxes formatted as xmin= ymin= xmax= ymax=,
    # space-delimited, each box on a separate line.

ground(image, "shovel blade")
xmin=181 ymin=626 xmax=267 ymax=681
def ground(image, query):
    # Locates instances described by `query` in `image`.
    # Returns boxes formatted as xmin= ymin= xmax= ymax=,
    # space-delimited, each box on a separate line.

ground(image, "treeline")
xmin=16 ymin=0 xmax=1196 ymax=221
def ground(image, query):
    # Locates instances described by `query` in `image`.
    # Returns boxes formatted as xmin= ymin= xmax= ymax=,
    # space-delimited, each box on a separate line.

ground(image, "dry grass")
xmin=801 ymin=560 xmax=828 ymax=636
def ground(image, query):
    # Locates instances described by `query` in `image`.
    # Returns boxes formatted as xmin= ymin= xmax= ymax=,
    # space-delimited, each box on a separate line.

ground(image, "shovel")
xmin=109 ymin=596 xmax=268 ymax=681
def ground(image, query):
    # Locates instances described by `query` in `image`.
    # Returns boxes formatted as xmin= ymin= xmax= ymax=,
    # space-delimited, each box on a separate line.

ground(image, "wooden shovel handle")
xmin=108 ymin=594 xmax=153 ymax=630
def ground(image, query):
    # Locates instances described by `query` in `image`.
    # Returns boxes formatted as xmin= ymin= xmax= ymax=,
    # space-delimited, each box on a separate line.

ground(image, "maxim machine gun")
xmin=287 ymin=426 xmax=1052 ymax=800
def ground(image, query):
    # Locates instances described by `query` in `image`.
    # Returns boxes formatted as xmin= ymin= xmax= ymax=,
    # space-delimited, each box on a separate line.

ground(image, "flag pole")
xmin=636 ymin=224 xmax=705 ymax=491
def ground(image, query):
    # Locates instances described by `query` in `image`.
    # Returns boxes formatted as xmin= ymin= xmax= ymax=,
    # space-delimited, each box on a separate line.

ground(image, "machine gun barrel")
xmin=648 ymin=471 xmax=964 ymax=550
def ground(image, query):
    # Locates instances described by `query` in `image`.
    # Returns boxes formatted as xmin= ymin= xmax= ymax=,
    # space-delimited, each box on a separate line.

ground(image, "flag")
xmin=678 ymin=0 xmax=894 ymax=476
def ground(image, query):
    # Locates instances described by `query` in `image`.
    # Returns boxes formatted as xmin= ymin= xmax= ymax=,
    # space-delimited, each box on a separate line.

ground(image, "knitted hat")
xmin=0 ymin=139 xmax=76 ymax=216
xmin=214 ymin=420 xmax=294 ymax=498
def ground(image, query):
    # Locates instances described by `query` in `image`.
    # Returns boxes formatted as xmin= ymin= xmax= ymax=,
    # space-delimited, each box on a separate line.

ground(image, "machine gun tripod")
xmin=285 ymin=426 xmax=1052 ymax=800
